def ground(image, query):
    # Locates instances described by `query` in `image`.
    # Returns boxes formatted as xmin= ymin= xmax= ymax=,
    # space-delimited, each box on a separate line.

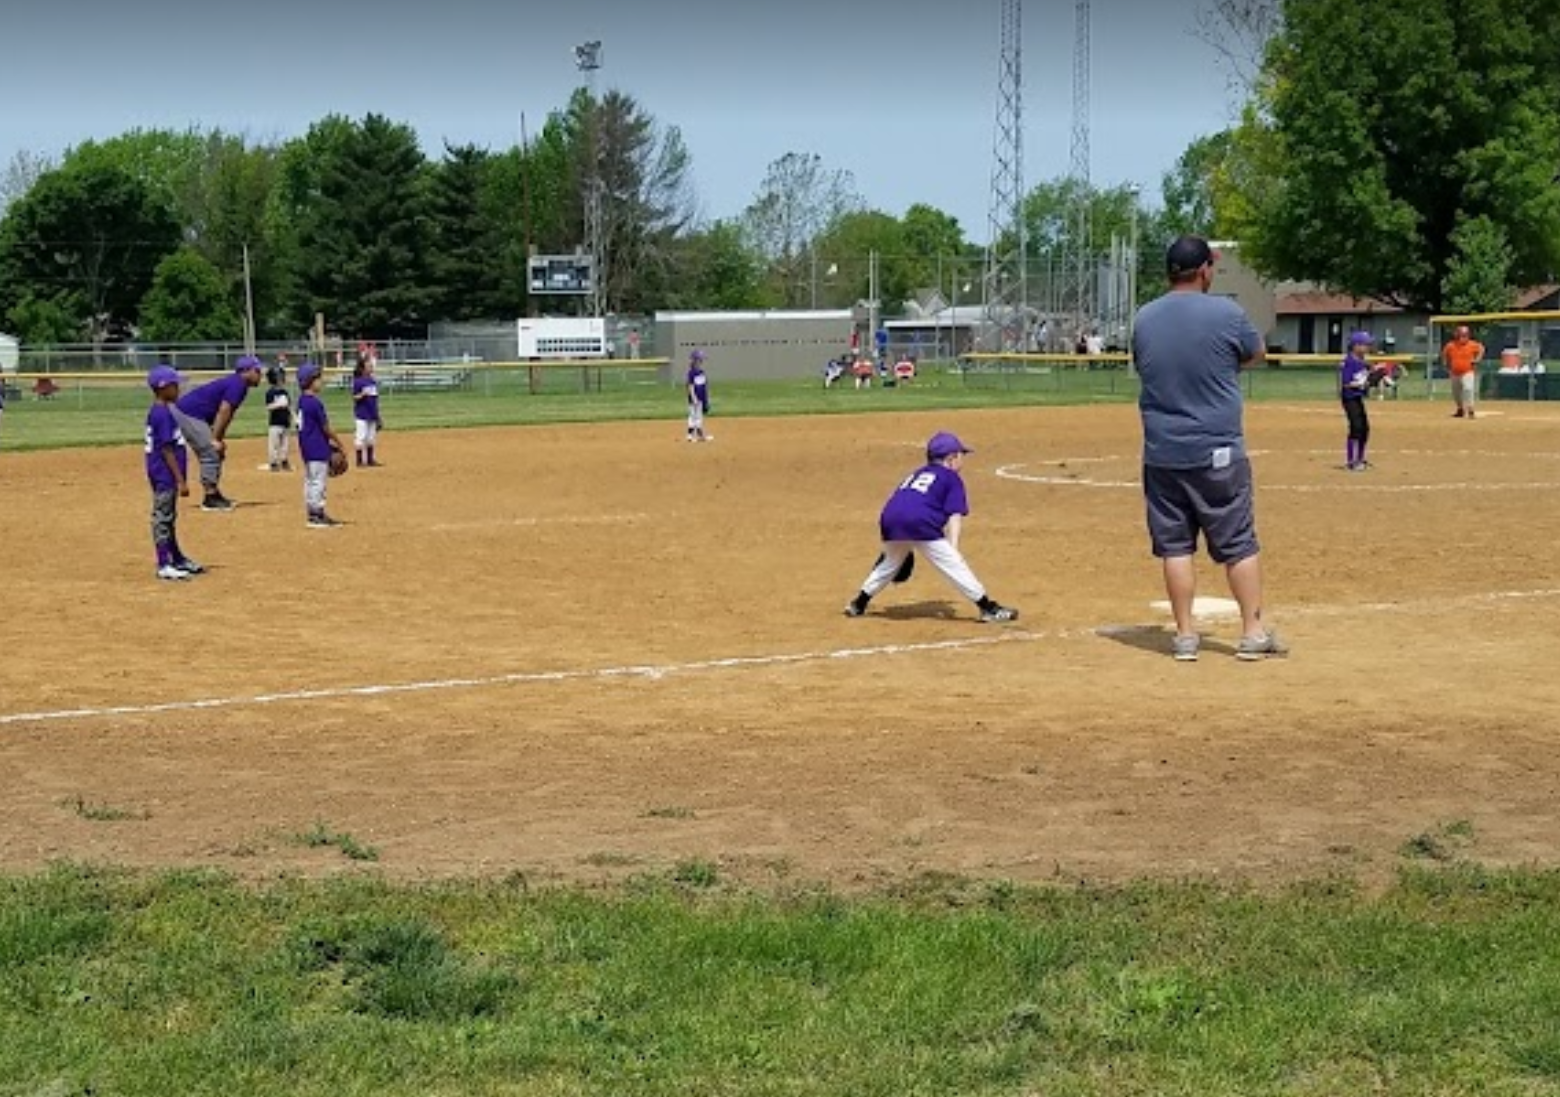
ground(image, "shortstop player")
xmin=685 ymin=349 xmax=711 ymax=442
xmin=844 ymin=431 xmax=1018 ymax=623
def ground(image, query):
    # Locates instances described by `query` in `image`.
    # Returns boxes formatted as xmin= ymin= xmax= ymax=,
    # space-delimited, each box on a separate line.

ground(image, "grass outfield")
xmin=0 ymin=362 xmax=1409 ymax=452
xmin=3 ymin=863 xmax=1559 ymax=1095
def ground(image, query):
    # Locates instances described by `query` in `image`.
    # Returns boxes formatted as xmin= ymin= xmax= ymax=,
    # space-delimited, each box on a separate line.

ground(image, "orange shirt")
xmin=1442 ymin=339 xmax=1484 ymax=376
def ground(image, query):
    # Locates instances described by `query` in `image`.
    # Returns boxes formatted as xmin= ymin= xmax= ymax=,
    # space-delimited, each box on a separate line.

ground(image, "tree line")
xmin=5 ymin=0 xmax=1556 ymax=347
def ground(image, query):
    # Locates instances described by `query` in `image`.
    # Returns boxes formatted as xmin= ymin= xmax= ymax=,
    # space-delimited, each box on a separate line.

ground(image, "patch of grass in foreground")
xmin=2 ymin=864 xmax=1560 ymax=1095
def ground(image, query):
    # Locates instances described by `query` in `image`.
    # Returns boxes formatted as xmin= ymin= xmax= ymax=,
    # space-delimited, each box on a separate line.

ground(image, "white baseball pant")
xmin=861 ymin=539 xmax=986 ymax=602
xmin=354 ymin=419 xmax=378 ymax=448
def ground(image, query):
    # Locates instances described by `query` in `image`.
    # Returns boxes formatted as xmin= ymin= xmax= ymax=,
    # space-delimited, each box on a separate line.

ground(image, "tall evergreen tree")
xmin=428 ymin=143 xmax=508 ymax=321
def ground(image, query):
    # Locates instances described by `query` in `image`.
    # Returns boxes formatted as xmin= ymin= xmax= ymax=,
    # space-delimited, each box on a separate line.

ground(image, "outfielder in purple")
xmin=844 ymin=432 xmax=1018 ymax=623
xmin=144 ymin=365 xmax=205 ymax=581
xmin=1339 ymin=331 xmax=1373 ymax=471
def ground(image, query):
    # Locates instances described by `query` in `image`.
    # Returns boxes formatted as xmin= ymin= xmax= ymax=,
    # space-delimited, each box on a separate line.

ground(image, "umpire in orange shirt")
xmin=1441 ymin=325 xmax=1484 ymax=419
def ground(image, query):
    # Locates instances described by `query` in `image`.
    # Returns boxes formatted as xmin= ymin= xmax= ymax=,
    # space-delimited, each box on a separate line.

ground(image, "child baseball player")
xmin=264 ymin=366 xmax=293 ymax=472
xmin=296 ymin=362 xmax=347 ymax=528
xmin=1340 ymin=331 xmax=1374 ymax=471
xmin=844 ymin=431 xmax=1019 ymax=623
xmin=685 ymin=349 xmax=711 ymax=442
xmin=351 ymin=356 xmax=383 ymax=466
xmin=144 ymin=365 xmax=205 ymax=580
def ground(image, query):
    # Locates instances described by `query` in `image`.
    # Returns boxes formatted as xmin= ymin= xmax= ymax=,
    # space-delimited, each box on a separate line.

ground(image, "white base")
xmin=1151 ymin=596 xmax=1241 ymax=619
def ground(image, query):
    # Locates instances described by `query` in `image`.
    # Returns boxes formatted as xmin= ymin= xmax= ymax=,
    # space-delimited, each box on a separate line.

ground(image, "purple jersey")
xmin=1340 ymin=352 xmax=1369 ymax=400
xmin=144 ymin=403 xmax=187 ymax=492
xmin=176 ymin=372 xmax=251 ymax=425
xmin=352 ymin=375 xmax=380 ymax=421
xmin=879 ymin=463 xmax=970 ymax=541
xmin=687 ymin=366 xmax=709 ymax=410
xmin=297 ymin=392 xmax=333 ymax=461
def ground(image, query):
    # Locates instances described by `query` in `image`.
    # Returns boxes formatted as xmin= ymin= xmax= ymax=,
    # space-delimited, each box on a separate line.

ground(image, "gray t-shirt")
xmin=1132 ymin=291 xmax=1263 ymax=469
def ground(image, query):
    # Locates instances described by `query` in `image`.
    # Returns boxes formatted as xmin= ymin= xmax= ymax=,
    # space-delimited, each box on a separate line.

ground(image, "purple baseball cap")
xmin=236 ymin=355 xmax=263 ymax=372
xmin=927 ymin=431 xmax=973 ymax=459
xmin=296 ymin=362 xmax=322 ymax=387
xmin=147 ymin=364 xmax=182 ymax=390
xmin=1348 ymin=330 xmax=1375 ymax=348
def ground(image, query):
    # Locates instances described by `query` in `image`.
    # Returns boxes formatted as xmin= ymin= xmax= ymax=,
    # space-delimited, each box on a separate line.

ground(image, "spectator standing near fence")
xmin=1441 ymin=324 xmax=1484 ymax=418
xmin=1131 ymin=235 xmax=1285 ymax=662
xmin=172 ymin=355 xmax=264 ymax=511
xmin=351 ymin=357 xmax=383 ymax=466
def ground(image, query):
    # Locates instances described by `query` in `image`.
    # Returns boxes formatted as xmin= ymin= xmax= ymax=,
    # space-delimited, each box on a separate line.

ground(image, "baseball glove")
xmin=328 ymin=449 xmax=349 ymax=477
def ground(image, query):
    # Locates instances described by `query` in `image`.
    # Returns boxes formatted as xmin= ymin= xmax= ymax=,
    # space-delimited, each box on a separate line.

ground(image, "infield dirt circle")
xmin=4 ymin=400 xmax=1559 ymax=887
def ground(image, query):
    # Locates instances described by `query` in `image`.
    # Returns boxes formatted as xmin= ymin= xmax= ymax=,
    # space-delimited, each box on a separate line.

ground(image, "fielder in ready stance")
xmin=144 ymin=366 xmax=206 ymax=580
xmin=352 ymin=357 xmax=384 ymax=466
xmin=296 ymin=363 xmax=346 ymax=528
xmin=685 ymin=349 xmax=712 ymax=442
xmin=172 ymin=355 xmax=264 ymax=510
xmin=844 ymin=431 xmax=1019 ymax=623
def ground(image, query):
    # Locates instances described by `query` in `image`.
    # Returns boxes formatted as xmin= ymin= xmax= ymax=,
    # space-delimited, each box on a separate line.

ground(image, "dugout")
xmin=654 ymin=310 xmax=855 ymax=381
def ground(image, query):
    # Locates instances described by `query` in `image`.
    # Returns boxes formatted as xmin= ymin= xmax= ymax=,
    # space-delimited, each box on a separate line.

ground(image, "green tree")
xmin=277 ymin=114 xmax=433 ymax=339
xmin=564 ymin=89 xmax=698 ymax=314
xmin=427 ymin=143 xmax=509 ymax=321
xmin=0 ymin=158 xmax=181 ymax=344
xmin=139 ymin=248 xmax=242 ymax=343
xmin=661 ymin=220 xmax=776 ymax=310
xmin=1440 ymin=215 xmax=1516 ymax=315
xmin=1228 ymin=0 xmax=1560 ymax=311
xmin=1161 ymin=131 xmax=1235 ymax=239
xmin=811 ymin=211 xmax=913 ymax=312
xmin=742 ymin=152 xmax=863 ymax=307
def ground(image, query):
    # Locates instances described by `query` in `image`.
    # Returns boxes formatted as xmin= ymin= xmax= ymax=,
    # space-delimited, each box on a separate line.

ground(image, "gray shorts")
xmin=1143 ymin=459 xmax=1259 ymax=564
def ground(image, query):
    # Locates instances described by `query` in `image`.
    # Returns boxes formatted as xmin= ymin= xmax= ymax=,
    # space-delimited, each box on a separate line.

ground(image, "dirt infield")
xmin=4 ymin=400 xmax=1560 ymax=888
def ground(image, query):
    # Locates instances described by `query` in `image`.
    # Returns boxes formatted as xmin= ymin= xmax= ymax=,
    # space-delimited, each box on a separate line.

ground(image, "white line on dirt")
xmin=0 ymin=632 xmax=1038 ymax=728
xmin=994 ymin=462 xmax=1560 ymax=493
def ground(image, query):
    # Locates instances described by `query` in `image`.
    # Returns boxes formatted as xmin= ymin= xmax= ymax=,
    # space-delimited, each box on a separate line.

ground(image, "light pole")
xmin=574 ymin=40 xmax=605 ymax=318
xmin=1126 ymin=182 xmax=1141 ymax=368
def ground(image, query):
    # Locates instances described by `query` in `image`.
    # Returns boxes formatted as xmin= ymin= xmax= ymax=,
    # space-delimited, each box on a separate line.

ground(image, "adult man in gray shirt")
xmin=1131 ymin=235 xmax=1286 ymax=662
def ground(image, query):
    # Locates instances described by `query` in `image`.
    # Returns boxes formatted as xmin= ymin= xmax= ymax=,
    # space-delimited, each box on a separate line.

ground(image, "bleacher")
xmin=335 ymin=362 xmax=474 ymax=393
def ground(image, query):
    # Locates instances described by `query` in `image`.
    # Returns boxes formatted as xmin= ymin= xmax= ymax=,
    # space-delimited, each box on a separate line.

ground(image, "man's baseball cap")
xmin=927 ymin=431 xmax=972 ymax=459
xmin=297 ymin=362 xmax=322 ymax=387
xmin=147 ymin=365 xmax=182 ymax=390
xmin=236 ymin=355 xmax=263 ymax=372
xmin=1166 ymin=235 xmax=1218 ymax=276
xmin=1348 ymin=330 xmax=1375 ymax=348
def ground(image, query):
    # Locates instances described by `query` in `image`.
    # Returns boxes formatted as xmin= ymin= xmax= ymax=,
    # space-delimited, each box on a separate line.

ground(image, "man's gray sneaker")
xmin=1236 ymin=631 xmax=1288 ymax=661
xmin=1172 ymin=633 xmax=1200 ymax=662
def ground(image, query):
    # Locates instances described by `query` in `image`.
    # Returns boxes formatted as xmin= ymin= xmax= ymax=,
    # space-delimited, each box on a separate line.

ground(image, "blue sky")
xmin=0 ymin=0 xmax=1239 ymax=241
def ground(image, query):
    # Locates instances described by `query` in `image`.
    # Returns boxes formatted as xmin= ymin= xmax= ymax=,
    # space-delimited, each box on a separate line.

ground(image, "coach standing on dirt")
xmin=1130 ymin=235 xmax=1286 ymax=663
xmin=172 ymin=355 xmax=264 ymax=512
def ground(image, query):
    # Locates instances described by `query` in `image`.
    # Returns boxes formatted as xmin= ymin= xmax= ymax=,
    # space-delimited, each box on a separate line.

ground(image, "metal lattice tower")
xmin=981 ymin=0 xmax=1026 ymax=352
xmin=1065 ymin=0 xmax=1093 ymax=342
xmin=574 ymin=40 xmax=606 ymax=318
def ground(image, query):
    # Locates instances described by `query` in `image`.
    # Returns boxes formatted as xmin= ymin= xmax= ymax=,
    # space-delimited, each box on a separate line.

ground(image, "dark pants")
xmin=1342 ymin=397 xmax=1369 ymax=444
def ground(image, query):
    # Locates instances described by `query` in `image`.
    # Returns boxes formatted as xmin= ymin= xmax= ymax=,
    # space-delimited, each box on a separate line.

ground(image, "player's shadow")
xmin=1095 ymin=625 xmax=1236 ymax=658
xmin=879 ymin=600 xmax=962 ymax=621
